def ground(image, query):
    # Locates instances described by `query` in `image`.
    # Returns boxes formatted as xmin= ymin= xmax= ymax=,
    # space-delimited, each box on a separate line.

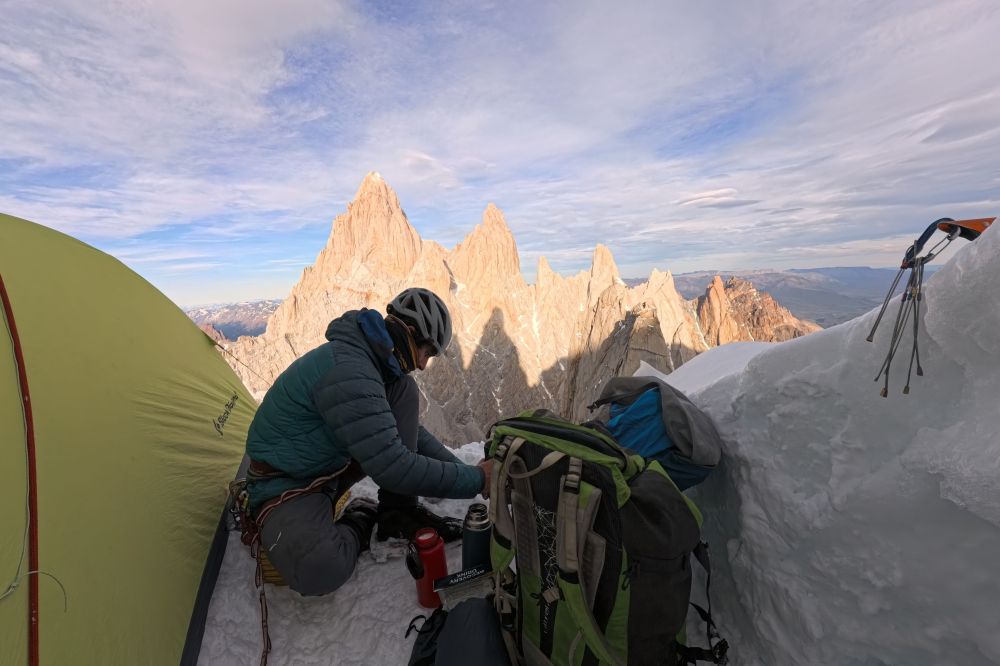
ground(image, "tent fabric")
xmin=1 ymin=213 xmax=254 ymax=665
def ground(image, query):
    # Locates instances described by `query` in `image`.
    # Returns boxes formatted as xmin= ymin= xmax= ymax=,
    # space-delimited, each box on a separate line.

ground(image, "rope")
xmin=214 ymin=342 xmax=271 ymax=386
xmin=868 ymin=226 xmax=959 ymax=396
xmin=250 ymin=539 xmax=272 ymax=666
xmin=0 ymin=570 xmax=68 ymax=612
xmin=866 ymin=267 xmax=905 ymax=343
xmin=903 ymin=261 xmax=926 ymax=394
xmin=873 ymin=269 xmax=917 ymax=396
xmin=238 ymin=464 xmax=350 ymax=666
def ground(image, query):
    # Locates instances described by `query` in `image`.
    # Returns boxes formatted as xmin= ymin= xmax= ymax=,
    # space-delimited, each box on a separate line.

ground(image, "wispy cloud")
xmin=2 ymin=0 xmax=998 ymax=304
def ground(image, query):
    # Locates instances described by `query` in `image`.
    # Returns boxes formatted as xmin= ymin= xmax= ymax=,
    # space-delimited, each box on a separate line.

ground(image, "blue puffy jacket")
xmin=245 ymin=309 xmax=483 ymax=511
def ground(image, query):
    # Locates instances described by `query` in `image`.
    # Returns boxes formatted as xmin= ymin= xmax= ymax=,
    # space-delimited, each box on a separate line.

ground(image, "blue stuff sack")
xmin=602 ymin=385 xmax=717 ymax=491
xmin=607 ymin=388 xmax=673 ymax=457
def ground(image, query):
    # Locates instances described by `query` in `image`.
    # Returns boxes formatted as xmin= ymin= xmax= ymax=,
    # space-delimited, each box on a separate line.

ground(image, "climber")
xmin=243 ymin=287 xmax=491 ymax=596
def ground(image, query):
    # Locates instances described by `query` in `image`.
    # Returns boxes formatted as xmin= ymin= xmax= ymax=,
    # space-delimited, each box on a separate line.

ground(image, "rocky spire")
xmin=626 ymin=266 xmax=709 ymax=370
xmin=447 ymin=203 xmax=525 ymax=291
xmin=591 ymin=244 xmax=621 ymax=282
xmin=226 ymin=173 xmax=822 ymax=445
xmin=587 ymin=244 xmax=622 ymax=304
xmin=697 ymin=276 xmax=822 ymax=344
xmin=698 ymin=276 xmax=742 ymax=345
xmin=316 ymin=171 xmax=422 ymax=279
xmin=536 ymin=256 xmax=557 ymax=289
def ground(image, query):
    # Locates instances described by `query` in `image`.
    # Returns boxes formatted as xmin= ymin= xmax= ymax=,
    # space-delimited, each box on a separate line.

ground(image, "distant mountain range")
xmin=190 ymin=267 xmax=916 ymax=338
xmin=185 ymin=299 xmax=281 ymax=339
xmin=657 ymin=267 xmax=928 ymax=327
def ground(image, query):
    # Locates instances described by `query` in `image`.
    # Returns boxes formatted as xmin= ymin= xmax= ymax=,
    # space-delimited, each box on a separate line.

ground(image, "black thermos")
xmin=461 ymin=502 xmax=492 ymax=570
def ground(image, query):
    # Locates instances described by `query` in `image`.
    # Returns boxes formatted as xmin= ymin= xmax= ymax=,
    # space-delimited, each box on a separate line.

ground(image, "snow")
xmin=634 ymin=342 xmax=771 ymax=395
xmin=660 ymin=225 xmax=1000 ymax=665
xmin=201 ymin=225 xmax=1000 ymax=665
xmin=198 ymin=444 xmax=488 ymax=666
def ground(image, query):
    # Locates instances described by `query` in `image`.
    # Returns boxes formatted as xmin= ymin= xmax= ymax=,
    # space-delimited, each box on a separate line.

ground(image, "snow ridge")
xmin=658 ymin=224 xmax=1000 ymax=665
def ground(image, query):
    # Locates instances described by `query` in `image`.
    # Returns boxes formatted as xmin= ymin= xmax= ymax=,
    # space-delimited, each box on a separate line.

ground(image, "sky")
xmin=2 ymin=0 xmax=998 ymax=307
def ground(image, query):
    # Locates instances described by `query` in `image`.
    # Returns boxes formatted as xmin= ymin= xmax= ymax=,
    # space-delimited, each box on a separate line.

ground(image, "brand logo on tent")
xmin=213 ymin=393 xmax=239 ymax=437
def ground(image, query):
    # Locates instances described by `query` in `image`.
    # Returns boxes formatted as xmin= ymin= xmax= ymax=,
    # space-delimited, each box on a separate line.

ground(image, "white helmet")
xmin=387 ymin=288 xmax=452 ymax=355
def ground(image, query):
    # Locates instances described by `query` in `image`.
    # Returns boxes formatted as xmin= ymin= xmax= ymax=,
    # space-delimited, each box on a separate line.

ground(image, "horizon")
xmin=3 ymin=1 xmax=998 ymax=305
xmin=178 ymin=262 xmax=904 ymax=311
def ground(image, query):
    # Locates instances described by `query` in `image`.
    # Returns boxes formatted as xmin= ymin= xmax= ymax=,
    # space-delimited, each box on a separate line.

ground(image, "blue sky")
xmin=2 ymin=0 xmax=998 ymax=307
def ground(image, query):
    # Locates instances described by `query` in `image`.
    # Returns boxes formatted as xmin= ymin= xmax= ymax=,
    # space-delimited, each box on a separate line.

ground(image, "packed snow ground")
xmin=199 ymin=444 xmax=488 ymax=666
xmin=201 ymin=224 xmax=999 ymax=665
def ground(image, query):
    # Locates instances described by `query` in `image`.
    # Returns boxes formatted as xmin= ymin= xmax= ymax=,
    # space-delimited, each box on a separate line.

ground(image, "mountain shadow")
xmin=417 ymin=307 xmax=548 ymax=445
xmin=421 ymin=303 xmax=699 ymax=444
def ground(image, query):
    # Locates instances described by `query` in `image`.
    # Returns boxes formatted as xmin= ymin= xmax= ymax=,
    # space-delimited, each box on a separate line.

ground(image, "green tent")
xmin=1 ymin=214 xmax=254 ymax=665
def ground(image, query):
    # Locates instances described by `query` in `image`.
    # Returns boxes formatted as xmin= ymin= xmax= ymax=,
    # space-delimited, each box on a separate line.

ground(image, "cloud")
xmin=674 ymin=190 xmax=760 ymax=209
xmin=398 ymin=150 xmax=462 ymax=190
xmin=160 ymin=262 xmax=224 ymax=273
xmin=676 ymin=190 xmax=740 ymax=206
xmin=111 ymin=248 xmax=212 ymax=264
xmin=2 ymin=0 xmax=999 ymax=305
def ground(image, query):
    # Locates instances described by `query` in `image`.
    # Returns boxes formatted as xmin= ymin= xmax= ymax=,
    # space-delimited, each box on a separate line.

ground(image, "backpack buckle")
xmin=494 ymin=440 xmax=511 ymax=463
xmin=712 ymin=639 xmax=730 ymax=664
xmin=563 ymin=457 xmax=582 ymax=492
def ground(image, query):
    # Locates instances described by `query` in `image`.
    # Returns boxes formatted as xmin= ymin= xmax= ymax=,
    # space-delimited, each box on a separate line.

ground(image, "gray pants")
xmin=258 ymin=375 xmax=420 ymax=596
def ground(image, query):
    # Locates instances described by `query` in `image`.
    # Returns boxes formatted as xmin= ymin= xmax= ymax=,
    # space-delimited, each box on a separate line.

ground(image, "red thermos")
xmin=409 ymin=528 xmax=448 ymax=608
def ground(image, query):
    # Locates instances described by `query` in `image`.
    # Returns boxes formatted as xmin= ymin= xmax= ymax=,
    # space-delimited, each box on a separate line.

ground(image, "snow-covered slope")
xmin=201 ymin=225 xmax=998 ymax=666
xmin=651 ymin=223 xmax=1000 ymax=665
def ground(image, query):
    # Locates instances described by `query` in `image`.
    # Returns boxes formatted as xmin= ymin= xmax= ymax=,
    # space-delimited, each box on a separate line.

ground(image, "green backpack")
xmin=486 ymin=411 xmax=729 ymax=666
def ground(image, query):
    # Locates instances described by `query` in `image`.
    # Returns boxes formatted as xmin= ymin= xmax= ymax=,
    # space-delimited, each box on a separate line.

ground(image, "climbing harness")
xmin=228 ymin=463 xmax=351 ymax=666
xmin=867 ymin=217 xmax=994 ymax=396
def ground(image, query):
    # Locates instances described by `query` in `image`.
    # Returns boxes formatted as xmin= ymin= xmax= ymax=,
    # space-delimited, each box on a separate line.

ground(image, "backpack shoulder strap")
xmin=678 ymin=542 xmax=729 ymax=665
xmin=553 ymin=457 xmax=627 ymax=666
